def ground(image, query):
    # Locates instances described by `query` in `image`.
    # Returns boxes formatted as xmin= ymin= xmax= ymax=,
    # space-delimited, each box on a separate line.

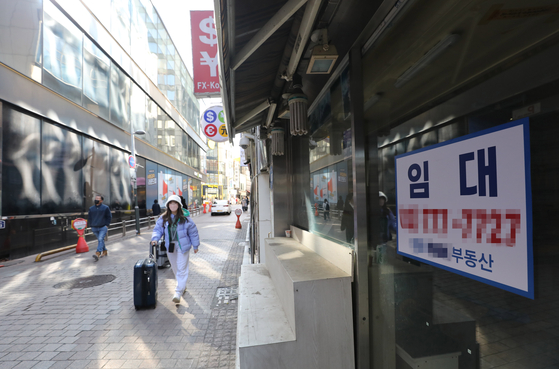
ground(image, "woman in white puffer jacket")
xmin=151 ymin=195 xmax=200 ymax=303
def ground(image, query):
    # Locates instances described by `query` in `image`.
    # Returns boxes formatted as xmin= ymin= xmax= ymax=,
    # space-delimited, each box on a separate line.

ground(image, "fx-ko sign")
xmin=191 ymin=11 xmax=220 ymax=96
xmin=201 ymin=106 xmax=228 ymax=142
xmin=396 ymin=118 xmax=533 ymax=298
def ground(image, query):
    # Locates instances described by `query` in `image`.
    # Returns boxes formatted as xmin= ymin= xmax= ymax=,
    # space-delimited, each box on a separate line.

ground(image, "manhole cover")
xmin=211 ymin=286 xmax=238 ymax=309
xmin=53 ymin=275 xmax=116 ymax=289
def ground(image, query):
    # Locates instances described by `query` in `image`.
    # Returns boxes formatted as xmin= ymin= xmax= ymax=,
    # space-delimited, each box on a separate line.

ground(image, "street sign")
xmin=235 ymin=208 xmax=242 ymax=216
xmin=71 ymin=218 xmax=88 ymax=231
xmin=128 ymin=155 xmax=136 ymax=169
xmin=0 ymin=220 xmax=5 ymax=229
xmin=201 ymin=106 xmax=228 ymax=142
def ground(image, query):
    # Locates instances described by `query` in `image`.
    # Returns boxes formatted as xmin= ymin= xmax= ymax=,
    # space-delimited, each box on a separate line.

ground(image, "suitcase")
xmin=133 ymin=244 xmax=158 ymax=310
xmin=156 ymin=239 xmax=170 ymax=269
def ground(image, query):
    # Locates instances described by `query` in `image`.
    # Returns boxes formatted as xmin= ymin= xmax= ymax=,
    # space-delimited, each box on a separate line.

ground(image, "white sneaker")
xmin=172 ymin=293 xmax=181 ymax=303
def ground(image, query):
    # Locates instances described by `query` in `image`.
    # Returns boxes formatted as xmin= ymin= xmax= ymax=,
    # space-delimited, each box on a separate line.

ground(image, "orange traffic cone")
xmin=76 ymin=234 xmax=89 ymax=253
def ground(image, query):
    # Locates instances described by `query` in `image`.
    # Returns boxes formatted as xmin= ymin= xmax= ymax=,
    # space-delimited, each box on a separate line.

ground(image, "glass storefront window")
xmin=41 ymin=122 xmax=84 ymax=214
xmin=109 ymin=147 xmax=132 ymax=211
xmin=0 ymin=0 xmax=42 ymax=82
xmin=43 ymin=0 xmax=83 ymax=105
xmin=2 ymin=107 xmax=41 ymax=215
xmin=83 ymin=138 xmax=111 ymax=209
xmin=308 ymin=67 xmax=353 ymax=247
xmin=83 ymin=38 xmax=110 ymax=120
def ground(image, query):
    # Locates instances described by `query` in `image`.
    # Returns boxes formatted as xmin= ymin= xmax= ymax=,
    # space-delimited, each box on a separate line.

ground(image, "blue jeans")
xmin=91 ymin=226 xmax=108 ymax=253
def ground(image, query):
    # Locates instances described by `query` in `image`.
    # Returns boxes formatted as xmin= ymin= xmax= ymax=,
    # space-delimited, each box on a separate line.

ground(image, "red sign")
xmin=204 ymin=124 xmax=217 ymax=137
xmin=191 ymin=11 xmax=220 ymax=96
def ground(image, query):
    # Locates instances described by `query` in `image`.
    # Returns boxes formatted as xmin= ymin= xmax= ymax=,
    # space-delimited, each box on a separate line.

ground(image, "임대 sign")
xmin=395 ymin=118 xmax=533 ymax=298
xmin=201 ymin=106 xmax=228 ymax=142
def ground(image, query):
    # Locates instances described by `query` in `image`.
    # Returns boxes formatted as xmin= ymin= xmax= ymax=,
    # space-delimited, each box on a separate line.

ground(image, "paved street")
xmin=0 ymin=206 xmax=249 ymax=369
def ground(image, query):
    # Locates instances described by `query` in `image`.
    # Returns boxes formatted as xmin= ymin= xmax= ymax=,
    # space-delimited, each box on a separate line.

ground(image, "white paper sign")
xmin=396 ymin=119 xmax=533 ymax=298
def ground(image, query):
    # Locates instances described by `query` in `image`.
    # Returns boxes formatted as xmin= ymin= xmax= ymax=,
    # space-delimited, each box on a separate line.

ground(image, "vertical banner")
xmin=191 ymin=11 xmax=220 ymax=96
xmin=320 ymin=172 xmax=329 ymax=202
xmin=328 ymin=169 xmax=337 ymax=203
xmin=396 ymin=119 xmax=533 ymax=298
xmin=313 ymin=174 xmax=320 ymax=202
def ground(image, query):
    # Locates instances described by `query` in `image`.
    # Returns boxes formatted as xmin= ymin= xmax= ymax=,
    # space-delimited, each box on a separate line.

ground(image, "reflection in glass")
xmin=2 ymin=107 xmax=41 ymax=215
xmin=145 ymin=1 xmax=158 ymax=83
xmin=111 ymin=0 xmax=131 ymax=54
xmin=41 ymin=122 xmax=83 ymax=213
xmin=109 ymin=63 xmax=131 ymax=130
xmin=307 ymin=68 xmax=353 ymax=246
xmin=82 ymin=0 xmax=111 ymax=30
xmin=83 ymin=38 xmax=110 ymax=120
xmin=131 ymin=0 xmax=148 ymax=72
xmin=145 ymin=98 xmax=158 ymax=146
xmin=83 ymin=138 xmax=110 ymax=209
xmin=109 ymin=147 xmax=132 ymax=211
xmin=0 ymin=0 xmax=43 ymax=82
xmin=131 ymin=82 xmax=146 ymax=134
xmin=43 ymin=0 xmax=83 ymax=105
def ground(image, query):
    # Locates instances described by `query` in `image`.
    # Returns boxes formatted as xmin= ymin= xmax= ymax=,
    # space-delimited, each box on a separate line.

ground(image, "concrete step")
xmin=238 ymin=264 xmax=295 ymax=350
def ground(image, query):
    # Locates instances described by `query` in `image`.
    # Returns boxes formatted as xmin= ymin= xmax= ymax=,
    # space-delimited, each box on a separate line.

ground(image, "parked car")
xmin=211 ymin=199 xmax=231 ymax=216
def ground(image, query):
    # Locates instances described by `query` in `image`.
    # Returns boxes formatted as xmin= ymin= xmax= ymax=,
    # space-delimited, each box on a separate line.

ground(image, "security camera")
xmin=240 ymin=135 xmax=250 ymax=150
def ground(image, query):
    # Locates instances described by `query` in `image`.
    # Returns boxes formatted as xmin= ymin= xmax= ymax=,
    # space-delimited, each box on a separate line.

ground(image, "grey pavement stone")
xmin=0 ymin=209 xmax=249 ymax=369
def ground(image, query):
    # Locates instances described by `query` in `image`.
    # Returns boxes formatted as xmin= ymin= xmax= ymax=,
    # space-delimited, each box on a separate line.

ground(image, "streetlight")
xmin=131 ymin=129 xmax=145 ymax=234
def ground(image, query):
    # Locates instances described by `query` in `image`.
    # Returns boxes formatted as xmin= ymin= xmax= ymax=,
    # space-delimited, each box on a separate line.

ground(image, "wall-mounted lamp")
xmin=307 ymin=29 xmax=338 ymax=74
xmin=394 ymin=34 xmax=460 ymax=88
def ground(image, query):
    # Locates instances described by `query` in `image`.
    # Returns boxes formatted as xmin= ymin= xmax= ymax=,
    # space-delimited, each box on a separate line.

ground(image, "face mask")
xmin=95 ymin=200 xmax=100 ymax=205
xmin=169 ymin=203 xmax=179 ymax=212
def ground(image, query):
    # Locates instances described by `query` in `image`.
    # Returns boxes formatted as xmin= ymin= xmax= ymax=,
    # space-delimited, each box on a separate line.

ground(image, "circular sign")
xmin=204 ymin=124 xmax=217 ymax=137
xmin=128 ymin=155 xmax=136 ymax=168
xmin=235 ymin=208 xmax=242 ymax=216
xmin=72 ymin=218 xmax=88 ymax=231
xmin=204 ymin=110 xmax=217 ymax=123
xmin=201 ymin=106 xmax=228 ymax=142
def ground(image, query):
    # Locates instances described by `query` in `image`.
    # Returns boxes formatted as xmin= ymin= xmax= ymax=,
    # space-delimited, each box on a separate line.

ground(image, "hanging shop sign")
xmin=395 ymin=118 xmax=533 ymax=298
xmin=191 ymin=11 xmax=220 ymax=96
xmin=201 ymin=106 xmax=228 ymax=142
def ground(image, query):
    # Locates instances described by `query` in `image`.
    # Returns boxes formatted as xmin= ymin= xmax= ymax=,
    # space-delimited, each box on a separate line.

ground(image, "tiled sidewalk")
xmin=0 ymin=209 xmax=248 ymax=369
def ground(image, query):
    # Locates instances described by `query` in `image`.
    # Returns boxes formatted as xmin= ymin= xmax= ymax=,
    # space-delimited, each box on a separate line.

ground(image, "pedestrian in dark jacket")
xmin=379 ymin=191 xmax=397 ymax=243
xmin=89 ymin=195 xmax=112 ymax=261
xmin=152 ymin=200 xmax=161 ymax=216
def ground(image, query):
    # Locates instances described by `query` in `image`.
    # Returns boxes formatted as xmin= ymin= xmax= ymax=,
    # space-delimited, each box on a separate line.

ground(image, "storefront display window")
xmin=308 ymin=68 xmax=353 ymax=247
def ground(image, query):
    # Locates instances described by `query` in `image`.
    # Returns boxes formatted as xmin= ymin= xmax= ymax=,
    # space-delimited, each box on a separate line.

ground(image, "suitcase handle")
xmin=149 ymin=242 xmax=157 ymax=259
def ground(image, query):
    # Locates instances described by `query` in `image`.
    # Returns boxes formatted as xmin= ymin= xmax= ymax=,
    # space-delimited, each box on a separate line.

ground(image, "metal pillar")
xmin=131 ymin=133 xmax=140 ymax=235
xmin=349 ymin=45 xmax=370 ymax=369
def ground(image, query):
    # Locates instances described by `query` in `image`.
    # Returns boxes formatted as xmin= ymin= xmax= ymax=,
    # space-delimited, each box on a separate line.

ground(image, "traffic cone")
xmin=76 ymin=235 xmax=89 ymax=253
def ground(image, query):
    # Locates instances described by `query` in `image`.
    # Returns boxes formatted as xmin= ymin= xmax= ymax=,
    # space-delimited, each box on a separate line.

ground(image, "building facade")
xmin=216 ymin=0 xmax=559 ymax=367
xmin=0 ymin=0 xmax=207 ymax=259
